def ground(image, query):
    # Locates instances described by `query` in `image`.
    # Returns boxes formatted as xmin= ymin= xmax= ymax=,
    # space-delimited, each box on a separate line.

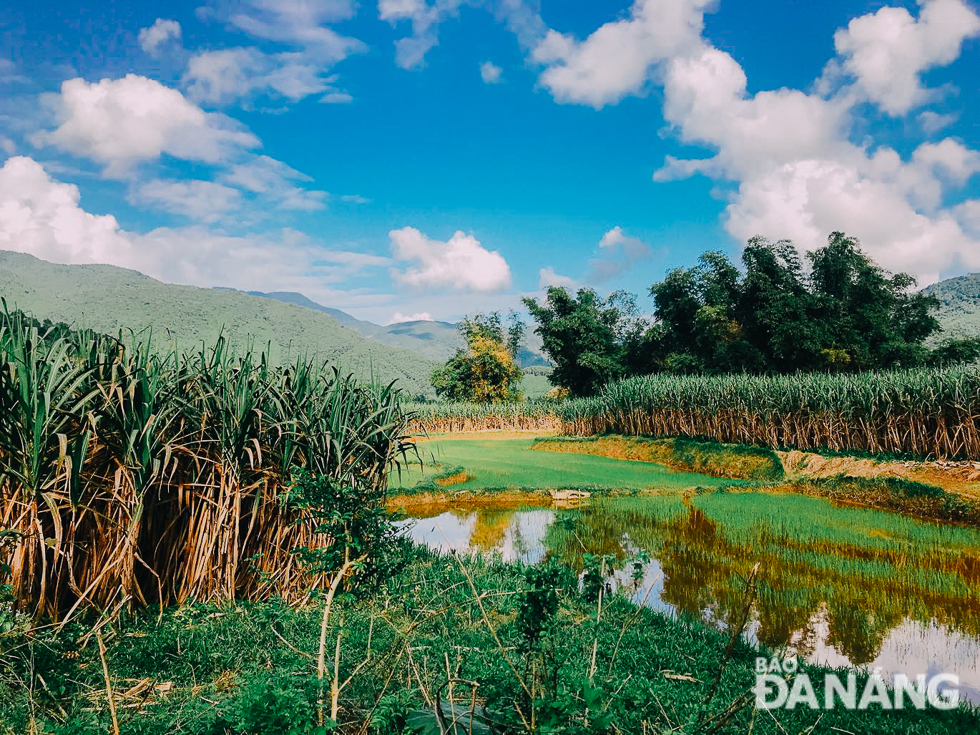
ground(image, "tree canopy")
xmin=430 ymin=312 xmax=524 ymax=402
xmin=649 ymin=233 xmax=940 ymax=374
xmin=521 ymin=288 xmax=646 ymax=397
xmin=524 ymin=233 xmax=950 ymax=397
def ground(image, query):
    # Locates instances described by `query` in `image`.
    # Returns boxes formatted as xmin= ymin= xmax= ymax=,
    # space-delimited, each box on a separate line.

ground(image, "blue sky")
xmin=1 ymin=0 xmax=978 ymax=323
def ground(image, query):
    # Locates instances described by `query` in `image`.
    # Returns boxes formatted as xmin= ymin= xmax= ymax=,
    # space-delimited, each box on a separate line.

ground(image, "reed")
xmin=0 ymin=309 xmax=414 ymax=618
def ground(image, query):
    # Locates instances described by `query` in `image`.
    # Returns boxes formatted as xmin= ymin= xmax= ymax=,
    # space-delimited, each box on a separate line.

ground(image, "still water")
xmin=396 ymin=492 xmax=980 ymax=704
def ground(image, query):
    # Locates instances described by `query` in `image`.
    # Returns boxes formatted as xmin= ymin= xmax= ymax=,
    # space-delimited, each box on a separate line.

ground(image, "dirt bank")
xmin=779 ymin=450 xmax=980 ymax=501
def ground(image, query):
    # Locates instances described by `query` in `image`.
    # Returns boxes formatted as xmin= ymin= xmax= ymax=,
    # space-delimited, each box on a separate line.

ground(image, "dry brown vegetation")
xmin=0 ymin=313 xmax=412 ymax=619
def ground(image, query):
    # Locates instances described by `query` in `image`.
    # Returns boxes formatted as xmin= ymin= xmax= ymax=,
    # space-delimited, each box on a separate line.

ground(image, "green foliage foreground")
xmin=2 ymin=546 xmax=976 ymax=735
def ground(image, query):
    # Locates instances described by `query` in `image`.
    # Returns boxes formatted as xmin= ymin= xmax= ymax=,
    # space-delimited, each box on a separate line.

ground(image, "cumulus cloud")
xmin=388 ymin=311 xmax=433 ymax=324
xmin=829 ymin=0 xmax=980 ymax=115
xmin=911 ymin=138 xmax=980 ymax=186
xmin=659 ymin=45 xmax=980 ymax=281
xmin=184 ymin=47 xmax=348 ymax=105
xmin=538 ymin=266 xmax=576 ymax=289
xmin=129 ymin=179 xmax=242 ymax=222
xmin=637 ymin=6 xmax=980 ymax=284
xmin=0 ymin=156 xmax=134 ymax=265
xmin=584 ymin=226 xmax=657 ymax=283
xmin=661 ymin=48 xmax=855 ymax=180
xmin=0 ymin=156 xmax=388 ymax=305
xmin=723 ymin=158 xmax=980 ymax=283
xmin=35 ymin=75 xmax=259 ymax=175
xmin=220 ymin=155 xmax=328 ymax=211
xmin=480 ymin=61 xmax=503 ymax=83
xmin=389 ymin=227 xmax=512 ymax=291
xmin=533 ymin=0 xmax=715 ymax=108
xmin=138 ymin=19 xmax=182 ymax=56
xmin=955 ymin=199 xmax=980 ymax=237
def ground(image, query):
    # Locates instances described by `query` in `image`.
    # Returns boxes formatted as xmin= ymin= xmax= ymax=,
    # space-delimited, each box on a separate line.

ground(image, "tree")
xmin=522 ymin=287 xmax=647 ymax=396
xmin=430 ymin=311 xmax=524 ymax=402
xmin=648 ymin=233 xmax=941 ymax=374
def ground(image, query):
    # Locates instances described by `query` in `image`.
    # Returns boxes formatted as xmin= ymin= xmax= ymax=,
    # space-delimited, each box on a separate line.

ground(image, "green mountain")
xmin=924 ymin=273 xmax=980 ymax=340
xmin=237 ymin=290 xmax=552 ymax=367
xmin=0 ymin=251 xmax=440 ymax=397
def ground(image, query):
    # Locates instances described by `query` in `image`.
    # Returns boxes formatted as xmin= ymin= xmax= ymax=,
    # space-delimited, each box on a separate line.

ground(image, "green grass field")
xmin=393 ymin=437 xmax=732 ymax=491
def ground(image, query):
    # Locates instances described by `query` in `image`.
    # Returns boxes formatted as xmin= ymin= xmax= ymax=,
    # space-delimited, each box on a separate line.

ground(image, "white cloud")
xmin=340 ymin=194 xmax=370 ymax=204
xmin=35 ymin=75 xmax=259 ymax=175
xmin=220 ymin=155 xmax=328 ymax=211
xmin=638 ymin=6 xmax=980 ymax=284
xmin=129 ymin=179 xmax=242 ymax=222
xmin=480 ymin=61 xmax=503 ymax=84
xmin=138 ymin=19 xmax=182 ymax=56
xmin=830 ymin=0 xmax=980 ymax=115
xmin=494 ymin=0 xmax=548 ymax=51
xmin=388 ymin=311 xmax=433 ymax=324
xmin=538 ymin=266 xmax=576 ymax=289
xmin=0 ymin=156 xmax=388 ymax=306
xmin=586 ymin=226 xmax=657 ymax=282
xmin=918 ymin=110 xmax=957 ymax=135
xmin=0 ymin=156 xmax=134 ymax=265
xmin=911 ymin=138 xmax=980 ymax=186
xmin=533 ymin=0 xmax=715 ymax=109
xmin=723 ymin=158 xmax=980 ymax=284
xmin=0 ymin=137 xmax=15 ymax=156
xmin=184 ymin=47 xmax=347 ymax=105
xmin=321 ymin=91 xmax=353 ymax=103
xmin=221 ymin=0 xmax=364 ymax=63
xmin=661 ymin=48 xmax=855 ymax=180
xmin=954 ymin=199 xmax=980 ymax=237
xmin=379 ymin=0 xmax=466 ymax=69
xmin=389 ymin=227 xmax=512 ymax=291
xmin=378 ymin=0 xmax=546 ymax=70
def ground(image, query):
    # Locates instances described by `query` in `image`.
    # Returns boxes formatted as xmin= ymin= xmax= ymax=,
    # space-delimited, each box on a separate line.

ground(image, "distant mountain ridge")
xmin=924 ymin=273 xmax=980 ymax=340
xmin=232 ymin=289 xmax=552 ymax=367
xmin=0 ymin=251 xmax=440 ymax=397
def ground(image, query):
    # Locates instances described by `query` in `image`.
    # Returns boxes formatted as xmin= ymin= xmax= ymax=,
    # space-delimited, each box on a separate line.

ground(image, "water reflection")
xmin=396 ymin=494 xmax=980 ymax=703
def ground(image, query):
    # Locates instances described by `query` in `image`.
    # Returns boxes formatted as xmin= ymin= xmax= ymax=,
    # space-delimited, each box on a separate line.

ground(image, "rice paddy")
xmin=390 ymin=437 xmax=733 ymax=493
xmin=401 ymin=492 xmax=980 ymax=704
